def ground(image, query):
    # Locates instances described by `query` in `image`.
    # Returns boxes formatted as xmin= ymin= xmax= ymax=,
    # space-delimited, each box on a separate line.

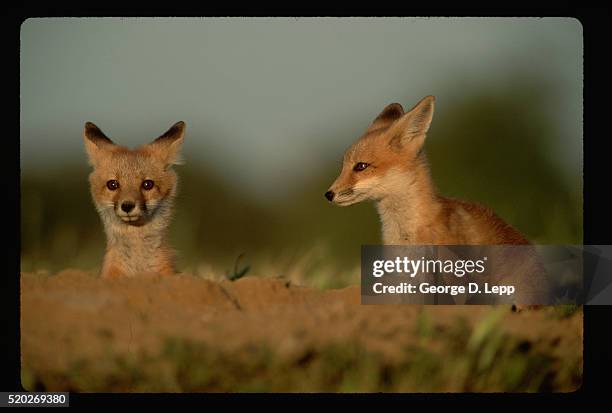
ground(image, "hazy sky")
xmin=20 ymin=17 xmax=582 ymax=199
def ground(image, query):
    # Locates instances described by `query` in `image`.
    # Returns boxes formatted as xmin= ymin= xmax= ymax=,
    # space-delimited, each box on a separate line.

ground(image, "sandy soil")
xmin=20 ymin=270 xmax=583 ymax=392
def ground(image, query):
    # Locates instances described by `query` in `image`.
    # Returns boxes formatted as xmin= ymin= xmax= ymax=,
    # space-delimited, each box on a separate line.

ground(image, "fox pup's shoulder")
xmin=439 ymin=196 xmax=530 ymax=245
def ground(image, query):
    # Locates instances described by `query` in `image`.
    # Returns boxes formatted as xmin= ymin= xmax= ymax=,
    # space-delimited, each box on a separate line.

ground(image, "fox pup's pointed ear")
xmin=83 ymin=122 xmax=114 ymax=165
xmin=150 ymin=121 xmax=186 ymax=167
xmin=387 ymin=96 xmax=435 ymax=153
xmin=367 ymin=103 xmax=404 ymax=133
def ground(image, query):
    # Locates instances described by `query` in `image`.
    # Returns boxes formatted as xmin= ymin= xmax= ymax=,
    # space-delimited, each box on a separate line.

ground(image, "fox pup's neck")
xmin=103 ymin=214 xmax=169 ymax=252
xmin=375 ymin=157 xmax=443 ymax=244
xmin=99 ymin=206 xmax=176 ymax=278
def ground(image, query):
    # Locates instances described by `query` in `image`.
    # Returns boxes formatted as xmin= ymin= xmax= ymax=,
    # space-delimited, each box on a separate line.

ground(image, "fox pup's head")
xmin=325 ymin=95 xmax=435 ymax=206
xmin=83 ymin=121 xmax=185 ymax=227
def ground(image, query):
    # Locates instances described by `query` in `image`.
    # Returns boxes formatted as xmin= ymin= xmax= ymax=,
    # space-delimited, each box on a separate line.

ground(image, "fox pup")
xmin=83 ymin=121 xmax=186 ymax=279
xmin=325 ymin=96 xmax=529 ymax=246
xmin=326 ymin=96 xmax=546 ymax=307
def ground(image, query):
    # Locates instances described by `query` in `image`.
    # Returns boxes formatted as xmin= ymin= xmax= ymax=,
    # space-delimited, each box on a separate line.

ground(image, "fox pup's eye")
xmin=353 ymin=162 xmax=369 ymax=172
xmin=106 ymin=180 xmax=120 ymax=191
xmin=142 ymin=180 xmax=155 ymax=190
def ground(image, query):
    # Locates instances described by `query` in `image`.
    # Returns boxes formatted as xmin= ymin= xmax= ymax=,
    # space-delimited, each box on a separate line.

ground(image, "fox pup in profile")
xmin=325 ymin=95 xmax=529 ymax=246
xmin=84 ymin=121 xmax=186 ymax=279
xmin=326 ymin=96 xmax=547 ymax=308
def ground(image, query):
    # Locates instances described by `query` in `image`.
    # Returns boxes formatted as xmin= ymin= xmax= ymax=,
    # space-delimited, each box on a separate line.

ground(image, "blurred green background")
xmin=20 ymin=18 xmax=582 ymax=286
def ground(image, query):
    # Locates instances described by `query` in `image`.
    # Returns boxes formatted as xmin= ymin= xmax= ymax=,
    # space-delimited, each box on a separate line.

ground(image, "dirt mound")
xmin=21 ymin=270 xmax=583 ymax=392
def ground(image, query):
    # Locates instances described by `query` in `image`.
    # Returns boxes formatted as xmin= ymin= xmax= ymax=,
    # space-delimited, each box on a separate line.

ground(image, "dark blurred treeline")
xmin=21 ymin=87 xmax=582 ymax=279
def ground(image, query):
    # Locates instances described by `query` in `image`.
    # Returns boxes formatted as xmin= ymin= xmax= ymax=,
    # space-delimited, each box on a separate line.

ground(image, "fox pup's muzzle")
xmin=115 ymin=199 xmax=146 ymax=224
xmin=324 ymin=191 xmax=335 ymax=202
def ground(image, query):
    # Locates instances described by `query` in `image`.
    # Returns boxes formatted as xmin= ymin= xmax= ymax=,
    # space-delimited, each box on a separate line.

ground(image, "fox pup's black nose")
xmin=325 ymin=191 xmax=335 ymax=202
xmin=121 ymin=202 xmax=135 ymax=213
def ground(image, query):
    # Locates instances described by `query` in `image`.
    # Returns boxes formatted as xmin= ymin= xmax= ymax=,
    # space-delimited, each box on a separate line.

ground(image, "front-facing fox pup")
xmin=326 ymin=96 xmax=547 ymax=307
xmin=83 ymin=121 xmax=186 ymax=279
